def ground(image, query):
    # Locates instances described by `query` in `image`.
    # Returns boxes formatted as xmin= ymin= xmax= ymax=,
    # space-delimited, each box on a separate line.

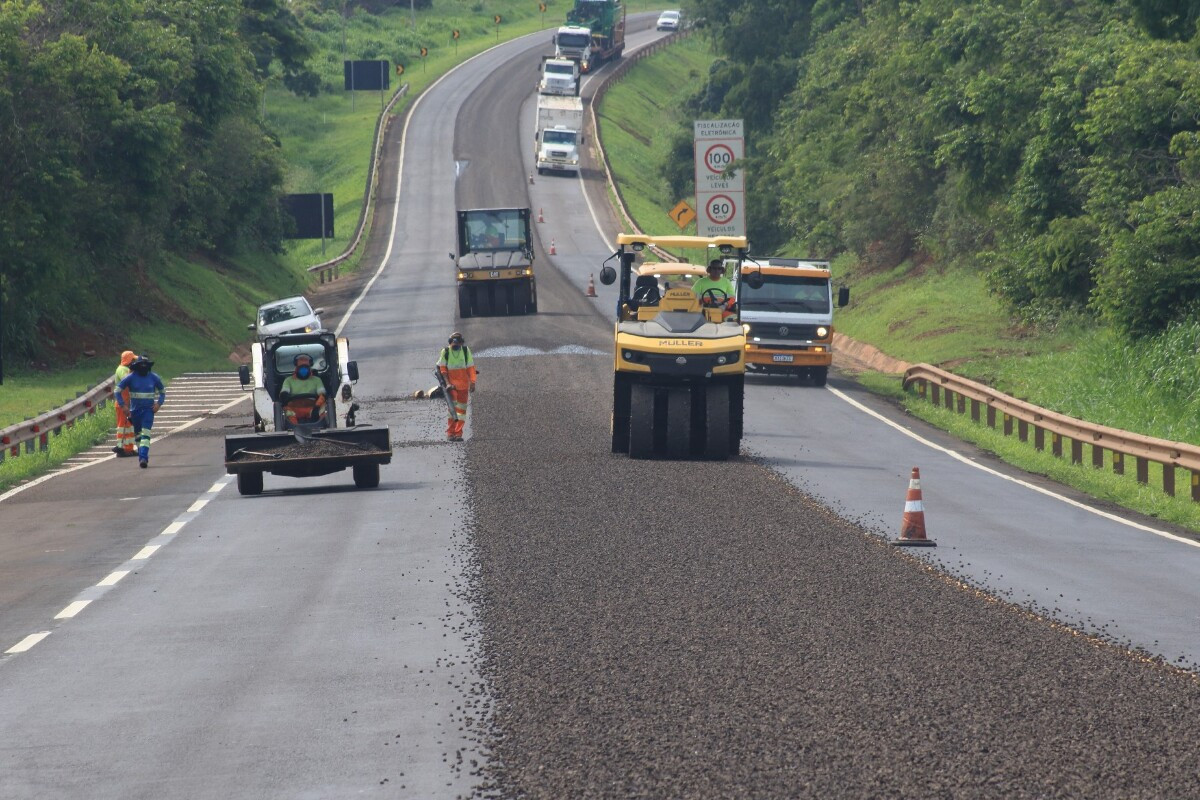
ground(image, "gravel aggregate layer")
xmin=463 ymin=349 xmax=1200 ymax=798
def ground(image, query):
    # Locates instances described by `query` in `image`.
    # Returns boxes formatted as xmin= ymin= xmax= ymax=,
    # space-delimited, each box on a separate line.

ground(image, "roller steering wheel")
xmin=700 ymin=288 xmax=730 ymax=308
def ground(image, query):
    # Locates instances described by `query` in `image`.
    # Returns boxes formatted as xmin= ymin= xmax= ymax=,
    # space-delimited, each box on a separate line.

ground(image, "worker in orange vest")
xmin=111 ymin=350 xmax=137 ymax=457
xmin=436 ymin=332 xmax=476 ymax=441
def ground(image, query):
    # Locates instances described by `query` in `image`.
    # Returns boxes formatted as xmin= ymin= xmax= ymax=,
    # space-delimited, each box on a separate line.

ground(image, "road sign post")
xmin=693 ymin=119 xmax=745 ymax=237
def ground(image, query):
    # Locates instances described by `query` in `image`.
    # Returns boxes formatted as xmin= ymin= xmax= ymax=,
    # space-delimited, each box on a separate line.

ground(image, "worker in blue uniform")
xmin=115 ymin=356 xmax=166 ymax=468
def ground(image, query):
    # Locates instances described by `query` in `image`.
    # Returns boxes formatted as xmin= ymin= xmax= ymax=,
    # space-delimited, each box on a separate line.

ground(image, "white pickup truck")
xmin=534 ymin=95 xmax=584 ymax=175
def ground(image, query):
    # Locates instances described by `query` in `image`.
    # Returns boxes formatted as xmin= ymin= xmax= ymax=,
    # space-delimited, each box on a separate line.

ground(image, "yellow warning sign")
xmin=668 ymin=200 xmax=696 ymax=230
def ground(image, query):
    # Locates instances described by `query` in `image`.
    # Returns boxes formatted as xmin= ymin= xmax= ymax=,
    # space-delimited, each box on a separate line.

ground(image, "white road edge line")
xmin=825 ymin=385 xmax=1200 ymax=548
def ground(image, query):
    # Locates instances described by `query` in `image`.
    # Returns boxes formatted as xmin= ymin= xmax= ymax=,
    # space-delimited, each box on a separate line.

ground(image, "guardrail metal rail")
xmin=0 ymin=380 xmax=114 ymax=463
xmin=904 ymin=364 xmax=1200 ymax=501
xmin=307 ymin=83 xmax=410 ymax=284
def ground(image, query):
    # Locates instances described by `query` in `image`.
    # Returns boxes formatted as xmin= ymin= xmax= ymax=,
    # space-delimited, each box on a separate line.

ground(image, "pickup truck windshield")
xmin=740 ymin=275 xmax=830 ymax=314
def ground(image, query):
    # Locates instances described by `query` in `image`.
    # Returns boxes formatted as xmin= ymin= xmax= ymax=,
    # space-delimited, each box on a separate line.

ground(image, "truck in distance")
xmin=554 ymin=0 xmax=626 ymax=73
xmin=739 ymin=258 xmax=849 ymax=386
xmin=539 ymin=56 xmax=580 ymax=96
xmin=450 ymin=207 xmax=537 ymax=317
xmin=534 ymin=94 xmax=584 ymax=175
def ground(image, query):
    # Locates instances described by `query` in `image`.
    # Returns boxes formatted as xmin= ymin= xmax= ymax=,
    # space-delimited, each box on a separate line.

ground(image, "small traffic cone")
xmin=549 ymin=238 xmax=557 ymax=255
xmin=891 ymin=467 xmax=936 ymax=547
xmin=538 ymin=207 xmax=545 ymax=223
xmin=529 ymin=171 xmax=535 ymax=185
xmin=586 ymin=274 xmax=597 ymax=297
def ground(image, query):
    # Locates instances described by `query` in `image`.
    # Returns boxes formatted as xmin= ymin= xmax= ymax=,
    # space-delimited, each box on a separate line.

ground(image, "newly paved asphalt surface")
xmin=2 ymin=15 xmax=1200 ymax=800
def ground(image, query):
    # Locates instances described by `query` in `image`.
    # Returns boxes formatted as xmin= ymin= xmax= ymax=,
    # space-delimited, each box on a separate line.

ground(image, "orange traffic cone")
xmin=891 ymin=467 xmax=936 ymax=547
xmin=538 ymin=207 xmax=545 ymax=223
xmin=586 ymin=274 xmax=597 ymax=297
xmin=549 ymin=238 xmax=557 ymax=255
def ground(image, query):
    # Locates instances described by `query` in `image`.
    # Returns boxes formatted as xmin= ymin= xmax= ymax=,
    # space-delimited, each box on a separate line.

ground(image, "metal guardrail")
xmin=0 ymin=380 xmax=113 ymax=463
xmin=307 ymin=83 xmax=411 ymax=284
xmin=589 ymin=30 xmax=690 ymax=263
xmin=903 ymin=364 xmax=1200 ymax=501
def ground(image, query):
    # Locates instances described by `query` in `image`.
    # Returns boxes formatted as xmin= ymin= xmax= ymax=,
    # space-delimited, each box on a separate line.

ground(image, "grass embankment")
xmin=598 ymin=36 xmax=1200 ymax=532
xmin=1 ymin=1 xmax=660 ymax=484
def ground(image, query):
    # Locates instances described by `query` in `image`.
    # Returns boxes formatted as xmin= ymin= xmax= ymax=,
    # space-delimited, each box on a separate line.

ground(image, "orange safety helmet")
xmin=120 ymin=350 xmax=137 ymax=366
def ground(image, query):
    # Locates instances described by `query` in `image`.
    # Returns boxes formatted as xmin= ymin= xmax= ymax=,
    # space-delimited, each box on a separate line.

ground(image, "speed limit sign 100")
xmin=704 ymin=143 xmax=735 ymax=175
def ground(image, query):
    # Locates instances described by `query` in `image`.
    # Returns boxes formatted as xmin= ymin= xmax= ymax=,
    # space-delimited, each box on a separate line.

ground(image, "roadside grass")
xmin=600 ymin=36 xmax=1200 ymax=532
xmin=595 ymin=34 xmax=714 ymax=264
xmin=0 ymin=408 xmax=114 ymax=493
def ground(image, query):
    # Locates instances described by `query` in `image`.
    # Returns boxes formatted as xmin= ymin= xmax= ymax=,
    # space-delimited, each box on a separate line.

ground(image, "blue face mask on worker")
xmin=297 ymin=366 xmax=311 ymax=378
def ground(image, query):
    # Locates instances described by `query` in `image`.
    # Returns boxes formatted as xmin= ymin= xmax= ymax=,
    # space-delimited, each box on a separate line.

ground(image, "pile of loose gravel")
xmin=464 ymin=352 xmax=1200 ymax=799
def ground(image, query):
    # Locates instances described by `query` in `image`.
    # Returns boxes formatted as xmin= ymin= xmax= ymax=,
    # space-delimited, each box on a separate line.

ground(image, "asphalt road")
xmin=2 ymin=13 xmax=1200 ymax=800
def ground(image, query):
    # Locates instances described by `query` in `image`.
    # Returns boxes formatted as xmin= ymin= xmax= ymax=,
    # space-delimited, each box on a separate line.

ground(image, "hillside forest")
xmin=676 ymin=0 xmax=1200 ymax=337
xmin=2 ymin=0 xmax=1199 ymax=367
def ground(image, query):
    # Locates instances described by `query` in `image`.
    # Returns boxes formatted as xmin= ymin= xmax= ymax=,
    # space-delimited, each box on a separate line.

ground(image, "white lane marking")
xmin=132 ymin=545 xmax=160 ymax=560
xmin=206 ymin=481 xmax=225 ymax=493
xmin=335 ymin=34 xmax=530 ymax=336
xmin=6 ymin=632 xmax=50 ymax=654
xmin=54 ymin=601 xmax=91 ymax=620
xmin=186 ymin=498 xmax=209 ymax=514
xmin=826 ymin=385 xmax=1200 ymax=548
xmin=163 ymin=521 xmax=186 ymax=535
xmin=98 ymin=571 xmax=130 ymax=587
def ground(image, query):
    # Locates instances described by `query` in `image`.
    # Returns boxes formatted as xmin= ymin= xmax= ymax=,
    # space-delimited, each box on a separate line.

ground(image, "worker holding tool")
xmin=279 ymin=353 xmax=327 ymax=427
xmin=111 ymin=350 xmax=138 ymax=457
xmin=115 ymin=355 xmax=166 ymax=468
xmin=436 ymin=331 xmax=476 ymax=441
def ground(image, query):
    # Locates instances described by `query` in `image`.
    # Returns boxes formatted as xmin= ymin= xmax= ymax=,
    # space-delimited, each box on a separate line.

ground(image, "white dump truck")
xmin=539 ymin=56 xmax=580 ymax=96
xmin=534 ymin=94 xmax=584 ymax=175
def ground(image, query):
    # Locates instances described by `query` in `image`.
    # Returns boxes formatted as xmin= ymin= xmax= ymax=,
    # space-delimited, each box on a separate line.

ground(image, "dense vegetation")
xmin=676 ymin=0 xmax=1200 ymax=336
xmin=0 ymin=0 xmax=326 ymax=358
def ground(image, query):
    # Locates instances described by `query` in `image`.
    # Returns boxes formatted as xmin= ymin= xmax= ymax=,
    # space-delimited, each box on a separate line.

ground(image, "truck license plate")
xmin=772 ymin=354 xmax=794 ymax=363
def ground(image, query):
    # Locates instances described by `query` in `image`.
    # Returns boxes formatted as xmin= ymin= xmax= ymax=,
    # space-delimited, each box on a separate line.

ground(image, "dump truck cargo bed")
xmin=223 ymin=426 xmax=392 ymax=494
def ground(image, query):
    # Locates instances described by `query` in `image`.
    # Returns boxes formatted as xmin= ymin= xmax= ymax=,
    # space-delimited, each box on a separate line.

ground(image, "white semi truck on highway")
xmin=534 ymin=94 xmax=584 ymax=175
xmin=539 ymin=56 xmax=580 ymax=96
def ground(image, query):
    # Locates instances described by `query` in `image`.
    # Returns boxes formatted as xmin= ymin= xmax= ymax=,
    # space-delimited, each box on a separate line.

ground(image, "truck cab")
xmin=554 ymin=25 xmax=594 ymax=71
xmin=539 ymin=57 xmax=579 ymax=96
xmin=739 ymin=258 xmax=849 ymax=385
xmin=238 ymin=332 xmax=360 ymax=432
xmin=537 ymin=125 xmax=581 ymax=174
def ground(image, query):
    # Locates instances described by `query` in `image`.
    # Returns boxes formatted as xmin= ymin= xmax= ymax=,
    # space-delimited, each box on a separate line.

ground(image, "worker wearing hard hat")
xmin=436 ymin=332 xmax=476 ymax=441
xmin=115 ymin=355 xmax=166 ymax=468
xmin=279 ymin=353 xmax=327 ymax=427
xmin=111 ymin=350 xmax=138 ymax=457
